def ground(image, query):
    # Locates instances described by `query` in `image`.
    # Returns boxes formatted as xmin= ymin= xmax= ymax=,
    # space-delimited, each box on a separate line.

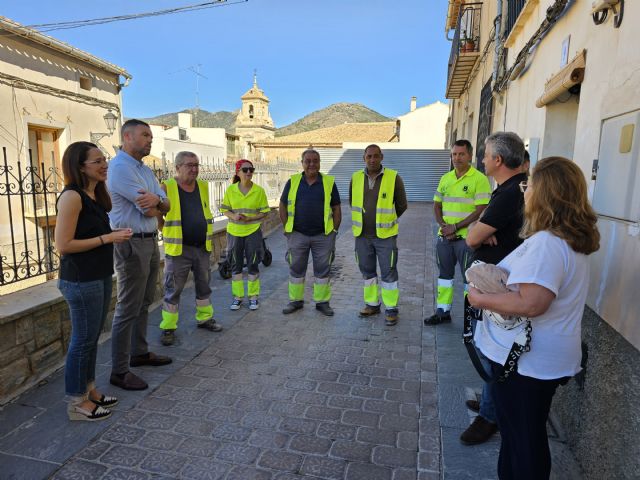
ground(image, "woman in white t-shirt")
xmin=468 ymin=157 xmax=600 ymax=480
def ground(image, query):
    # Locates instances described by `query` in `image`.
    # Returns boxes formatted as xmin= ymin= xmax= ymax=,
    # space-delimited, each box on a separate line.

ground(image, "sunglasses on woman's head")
xmin=241 ymin=167 xmax=255 ymax=173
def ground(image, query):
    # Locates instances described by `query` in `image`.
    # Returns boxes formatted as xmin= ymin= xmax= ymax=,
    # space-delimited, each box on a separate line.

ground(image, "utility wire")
xmin=23 ymin=0 xmax=247 ymax=32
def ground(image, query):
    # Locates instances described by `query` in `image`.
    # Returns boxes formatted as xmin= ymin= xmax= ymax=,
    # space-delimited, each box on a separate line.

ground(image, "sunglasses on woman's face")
xmin=241 ymin=167 xmax=255 ymax=173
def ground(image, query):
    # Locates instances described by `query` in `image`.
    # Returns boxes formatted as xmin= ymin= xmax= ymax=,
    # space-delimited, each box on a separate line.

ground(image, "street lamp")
xmin=90 ymin=110 xmax=118 ymax=147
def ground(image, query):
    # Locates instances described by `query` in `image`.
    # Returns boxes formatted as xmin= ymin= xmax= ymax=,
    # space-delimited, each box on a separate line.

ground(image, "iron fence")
xmin=0 ymin=147 xmax=62 ymax=286
xmin=0 ymin=148 xmax=298 ymax=287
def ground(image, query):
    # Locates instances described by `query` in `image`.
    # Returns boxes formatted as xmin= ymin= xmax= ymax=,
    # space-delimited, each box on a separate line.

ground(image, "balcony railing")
xmin=446 ymin=2 xmax=483 ymax=99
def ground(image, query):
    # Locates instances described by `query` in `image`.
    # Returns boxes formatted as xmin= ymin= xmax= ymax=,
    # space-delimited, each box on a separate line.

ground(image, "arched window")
xmin=249 ymin=105 xmax=254 ymax=119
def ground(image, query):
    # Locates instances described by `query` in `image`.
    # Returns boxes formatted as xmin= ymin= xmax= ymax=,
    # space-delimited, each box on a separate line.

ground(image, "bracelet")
xmin=99 ymin=235 xmax=105 ymax=245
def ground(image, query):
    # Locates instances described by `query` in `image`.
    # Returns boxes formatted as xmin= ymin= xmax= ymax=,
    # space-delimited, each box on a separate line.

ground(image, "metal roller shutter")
xmin=316 ymin=148 xmax=451 ymax=202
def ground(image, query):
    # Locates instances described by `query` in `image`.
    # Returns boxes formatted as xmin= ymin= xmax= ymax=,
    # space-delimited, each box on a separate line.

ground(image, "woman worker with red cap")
xmin=220 ymin=160 xmax=270 ymax=310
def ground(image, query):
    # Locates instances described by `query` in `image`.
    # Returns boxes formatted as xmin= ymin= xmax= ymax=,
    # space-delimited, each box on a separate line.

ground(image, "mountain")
xmin=275 ymin=103 xmax=392 ymax=137
xmin=140 ymin=102 xmax=392 ymax=137
xmin=141 ymin=109 xmax=238 ymax=133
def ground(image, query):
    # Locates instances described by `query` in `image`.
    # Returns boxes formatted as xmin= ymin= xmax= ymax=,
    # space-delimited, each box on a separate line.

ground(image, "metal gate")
xmin=316 ymin=148 xmax=451 ymax=202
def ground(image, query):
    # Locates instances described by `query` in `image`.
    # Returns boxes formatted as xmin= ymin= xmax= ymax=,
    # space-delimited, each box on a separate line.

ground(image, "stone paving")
xmin=0 ymin=203 xmax=581 ymax=480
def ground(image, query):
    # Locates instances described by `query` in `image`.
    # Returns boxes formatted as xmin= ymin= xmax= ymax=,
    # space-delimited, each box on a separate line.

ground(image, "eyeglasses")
xmin=519 ymin=181 xmax=529 ymax=193
xmin=241 ymin=167 xmax=255 ymax=173
xmin=182 ymin=163 xmax=200 ymax=169
xmin=85 ymin=159 xmax=107 ymax=166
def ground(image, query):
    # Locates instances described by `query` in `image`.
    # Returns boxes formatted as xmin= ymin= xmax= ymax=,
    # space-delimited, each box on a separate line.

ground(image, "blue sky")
xmin=3 ymin=0 xmax=451 ymax=126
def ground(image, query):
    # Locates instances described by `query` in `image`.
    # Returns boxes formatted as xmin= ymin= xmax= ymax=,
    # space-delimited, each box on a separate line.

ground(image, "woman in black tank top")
xmin=55 ymin=142 xmax=132 ymax=421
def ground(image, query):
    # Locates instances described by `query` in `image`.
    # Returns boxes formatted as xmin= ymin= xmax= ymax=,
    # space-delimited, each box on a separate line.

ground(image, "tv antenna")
xmin=169 ymin=64 xmax=208 ymax=126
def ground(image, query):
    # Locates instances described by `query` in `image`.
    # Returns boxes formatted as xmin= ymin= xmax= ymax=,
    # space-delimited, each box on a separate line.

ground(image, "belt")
xmin=132 ymin=231 xmax=158 ymax=238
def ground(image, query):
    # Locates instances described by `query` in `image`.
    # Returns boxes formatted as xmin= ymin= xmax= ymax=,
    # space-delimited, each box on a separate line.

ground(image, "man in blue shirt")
xmin=107 ymin=119 xmax=172 ymax=391
xmin=279 ymin=149 xmax=341 ymax=316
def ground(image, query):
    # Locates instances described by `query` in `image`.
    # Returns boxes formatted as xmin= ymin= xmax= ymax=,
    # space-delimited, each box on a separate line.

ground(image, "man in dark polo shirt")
xmin=279 ymin=149 xmax=341 ymax=316
xmin=460 ymin=131 xmax=527 ymax=446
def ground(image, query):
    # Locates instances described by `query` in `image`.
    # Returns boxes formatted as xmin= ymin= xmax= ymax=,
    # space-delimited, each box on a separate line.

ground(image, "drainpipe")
xmin=492 ymin=0 xmax=503 ymax=88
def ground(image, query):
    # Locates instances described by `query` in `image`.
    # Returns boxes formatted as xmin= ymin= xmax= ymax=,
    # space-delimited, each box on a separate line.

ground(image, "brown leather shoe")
xmin=130 ymin=352 xmax=173 ymax=367
xmin=109 ymin=371 xmax=148 ymax=391
xmin=466 ymin=399 xmax=480 ymax=413
xmin=359 ymin=305 xmax=381 ymax=317
xmin=460 ymin=416 xmax=498 ymax=445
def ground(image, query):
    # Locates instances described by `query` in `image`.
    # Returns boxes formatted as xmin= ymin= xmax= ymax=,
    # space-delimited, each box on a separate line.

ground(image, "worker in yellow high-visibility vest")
xmin=158 ymin=151 xmax=222 ymax=347
xmin=424 ymin=139 xmax=491 ymax=325
xmin=350 ymin=144 xmax=408 ymax=326
xmin=220 ymin=159 xmax=270 ymax=311
xmin=279 ymin=149 xmax=341 ymax=316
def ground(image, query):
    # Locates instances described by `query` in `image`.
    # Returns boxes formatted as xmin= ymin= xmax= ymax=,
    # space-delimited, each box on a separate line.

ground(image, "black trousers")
xmin=490 ymin=361 xmax=563 ymax=480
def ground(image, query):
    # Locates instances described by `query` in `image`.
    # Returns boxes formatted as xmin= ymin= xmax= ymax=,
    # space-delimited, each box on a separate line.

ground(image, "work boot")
xmin=315 ymin=302 xmax=334 ymax=317
xmin=160 ymin=329 xmax=175 ymax=346
xmin=283 ymin=301 xmax=304 ymax=314
xmin=385 ymin=309 xmax=399 ymax=326
xmin=197 ymin=319 xmax=223 ymax=332
xmin=460 ymin=416 xmax=498 ymax=445
xmin=359 ymin=305 xmax=381 ymax=318
xmin=424 ymin=310 xmax=452 ymax=325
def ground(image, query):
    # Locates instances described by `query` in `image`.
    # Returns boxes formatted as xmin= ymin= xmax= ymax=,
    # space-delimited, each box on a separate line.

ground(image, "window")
xmin=79 ymin=75 xmax=92 ymax=91
xmin=249 ymin=105 xmax=254 ymax=119
xmin=179 ymin=128 xmax=187 ymax=141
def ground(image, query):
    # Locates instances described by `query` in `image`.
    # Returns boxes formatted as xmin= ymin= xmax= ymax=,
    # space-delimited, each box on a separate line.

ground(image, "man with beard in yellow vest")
xmin=279 ymin=148 xmax=341 ymax=316
xmin=158 ymin=151 xmax=222 ymax=346
xmin=350 ymin=144 xmax=407 ymax=326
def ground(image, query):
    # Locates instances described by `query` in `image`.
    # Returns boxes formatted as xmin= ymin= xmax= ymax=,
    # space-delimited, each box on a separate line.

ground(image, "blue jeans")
xmin=471 ymin=318 xmax=497 ymax=423
xmin=58 ymin=277 xmax=112 ymax=396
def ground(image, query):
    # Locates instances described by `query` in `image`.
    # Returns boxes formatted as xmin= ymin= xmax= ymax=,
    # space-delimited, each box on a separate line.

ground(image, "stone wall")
xmin=0 ymin=209 xmax=282 ymax=405
xmin=552 ymin=306 xmax=640 ymax=480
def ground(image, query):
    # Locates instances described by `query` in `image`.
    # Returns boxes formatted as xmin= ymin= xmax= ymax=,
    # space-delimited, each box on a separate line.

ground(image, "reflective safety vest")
xmin=351 ymin=168 xmax=399 ymax=239
xmin=162 ymin=178 xmax=213 ymax=256
xmin=220 ymin=182 xmax=270 ymax=237
xmin=284 ymin=173 xmax=335 ymax=235
xmin=433 ymin=166 xmax=491 ymax=238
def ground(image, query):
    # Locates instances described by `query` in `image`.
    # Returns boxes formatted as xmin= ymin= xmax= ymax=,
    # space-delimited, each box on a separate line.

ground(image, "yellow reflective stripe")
xmin=289 ymin=276 xmax=305 ymax=284
xmin=351 ymin=206 xmax=363 ymax=213
xmin=475 ymin=193 xmax=491 ymax=200
xmin=437 ymin=278 xmax=454 ymax=287
xmin=442 ymin=196 xmax=475 ymax=204
xmin=376 ymin=208 xmax=395 ymax=214
xmin=352 ymin=221 xmax=362 ymax=227
xmin=163 ymin=237 xmax=181 ymax=244
xmin=314 ymin=277 xmax=330 ymax=284
xmin=164 ymin=220 xmax=182 ymax=227
xmin=220 ymin=204 xmax=231 ymax=210
xmin=442 ymin=211 xmax=468 ymax=218
xmin=364 ymin=277 xmax=378 ymax=286
xmin=380 ymin=281 xmax=398 ymax=290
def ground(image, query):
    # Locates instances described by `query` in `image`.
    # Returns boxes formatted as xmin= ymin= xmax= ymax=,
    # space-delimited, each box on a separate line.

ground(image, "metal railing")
xmin=0 ymin=148 xmax=299 ymax=288
xmin=0 ymin=147 xmax=62 ymax=286
xmin=447 ymin=3 xmax=483 ymax=85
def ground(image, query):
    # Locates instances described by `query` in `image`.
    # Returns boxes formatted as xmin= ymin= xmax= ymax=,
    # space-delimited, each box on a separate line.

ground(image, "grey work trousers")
xmin=355 ymin=235 xmax=399 ymax=310
xmin=436 ymin=236 xmax=472 ymax=281
xmin=286 ymin=230 xmax=336 ymax=303
xmin=111 ymin=237 xmax=160 ymax=375
xmin=163 ymin=245 xmax=212 ymax=306
xmin=228 ymin=229 xmax=264 ymax=276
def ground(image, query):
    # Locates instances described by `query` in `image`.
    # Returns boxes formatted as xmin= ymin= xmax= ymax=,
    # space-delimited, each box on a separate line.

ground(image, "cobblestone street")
xmin=0 ymin=203 xmax=580 ymax=479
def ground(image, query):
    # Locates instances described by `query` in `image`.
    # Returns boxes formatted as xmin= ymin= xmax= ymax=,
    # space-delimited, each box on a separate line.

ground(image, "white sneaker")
xmin=230 ymin=299 xmax=242 ymax=311
xmin=249 ymin=299 xmax=259 ymax=310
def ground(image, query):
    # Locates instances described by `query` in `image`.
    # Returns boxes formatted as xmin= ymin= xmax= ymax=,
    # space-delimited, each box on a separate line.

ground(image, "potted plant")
xmin=461 ymin=35 xmax=475 ymax=53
